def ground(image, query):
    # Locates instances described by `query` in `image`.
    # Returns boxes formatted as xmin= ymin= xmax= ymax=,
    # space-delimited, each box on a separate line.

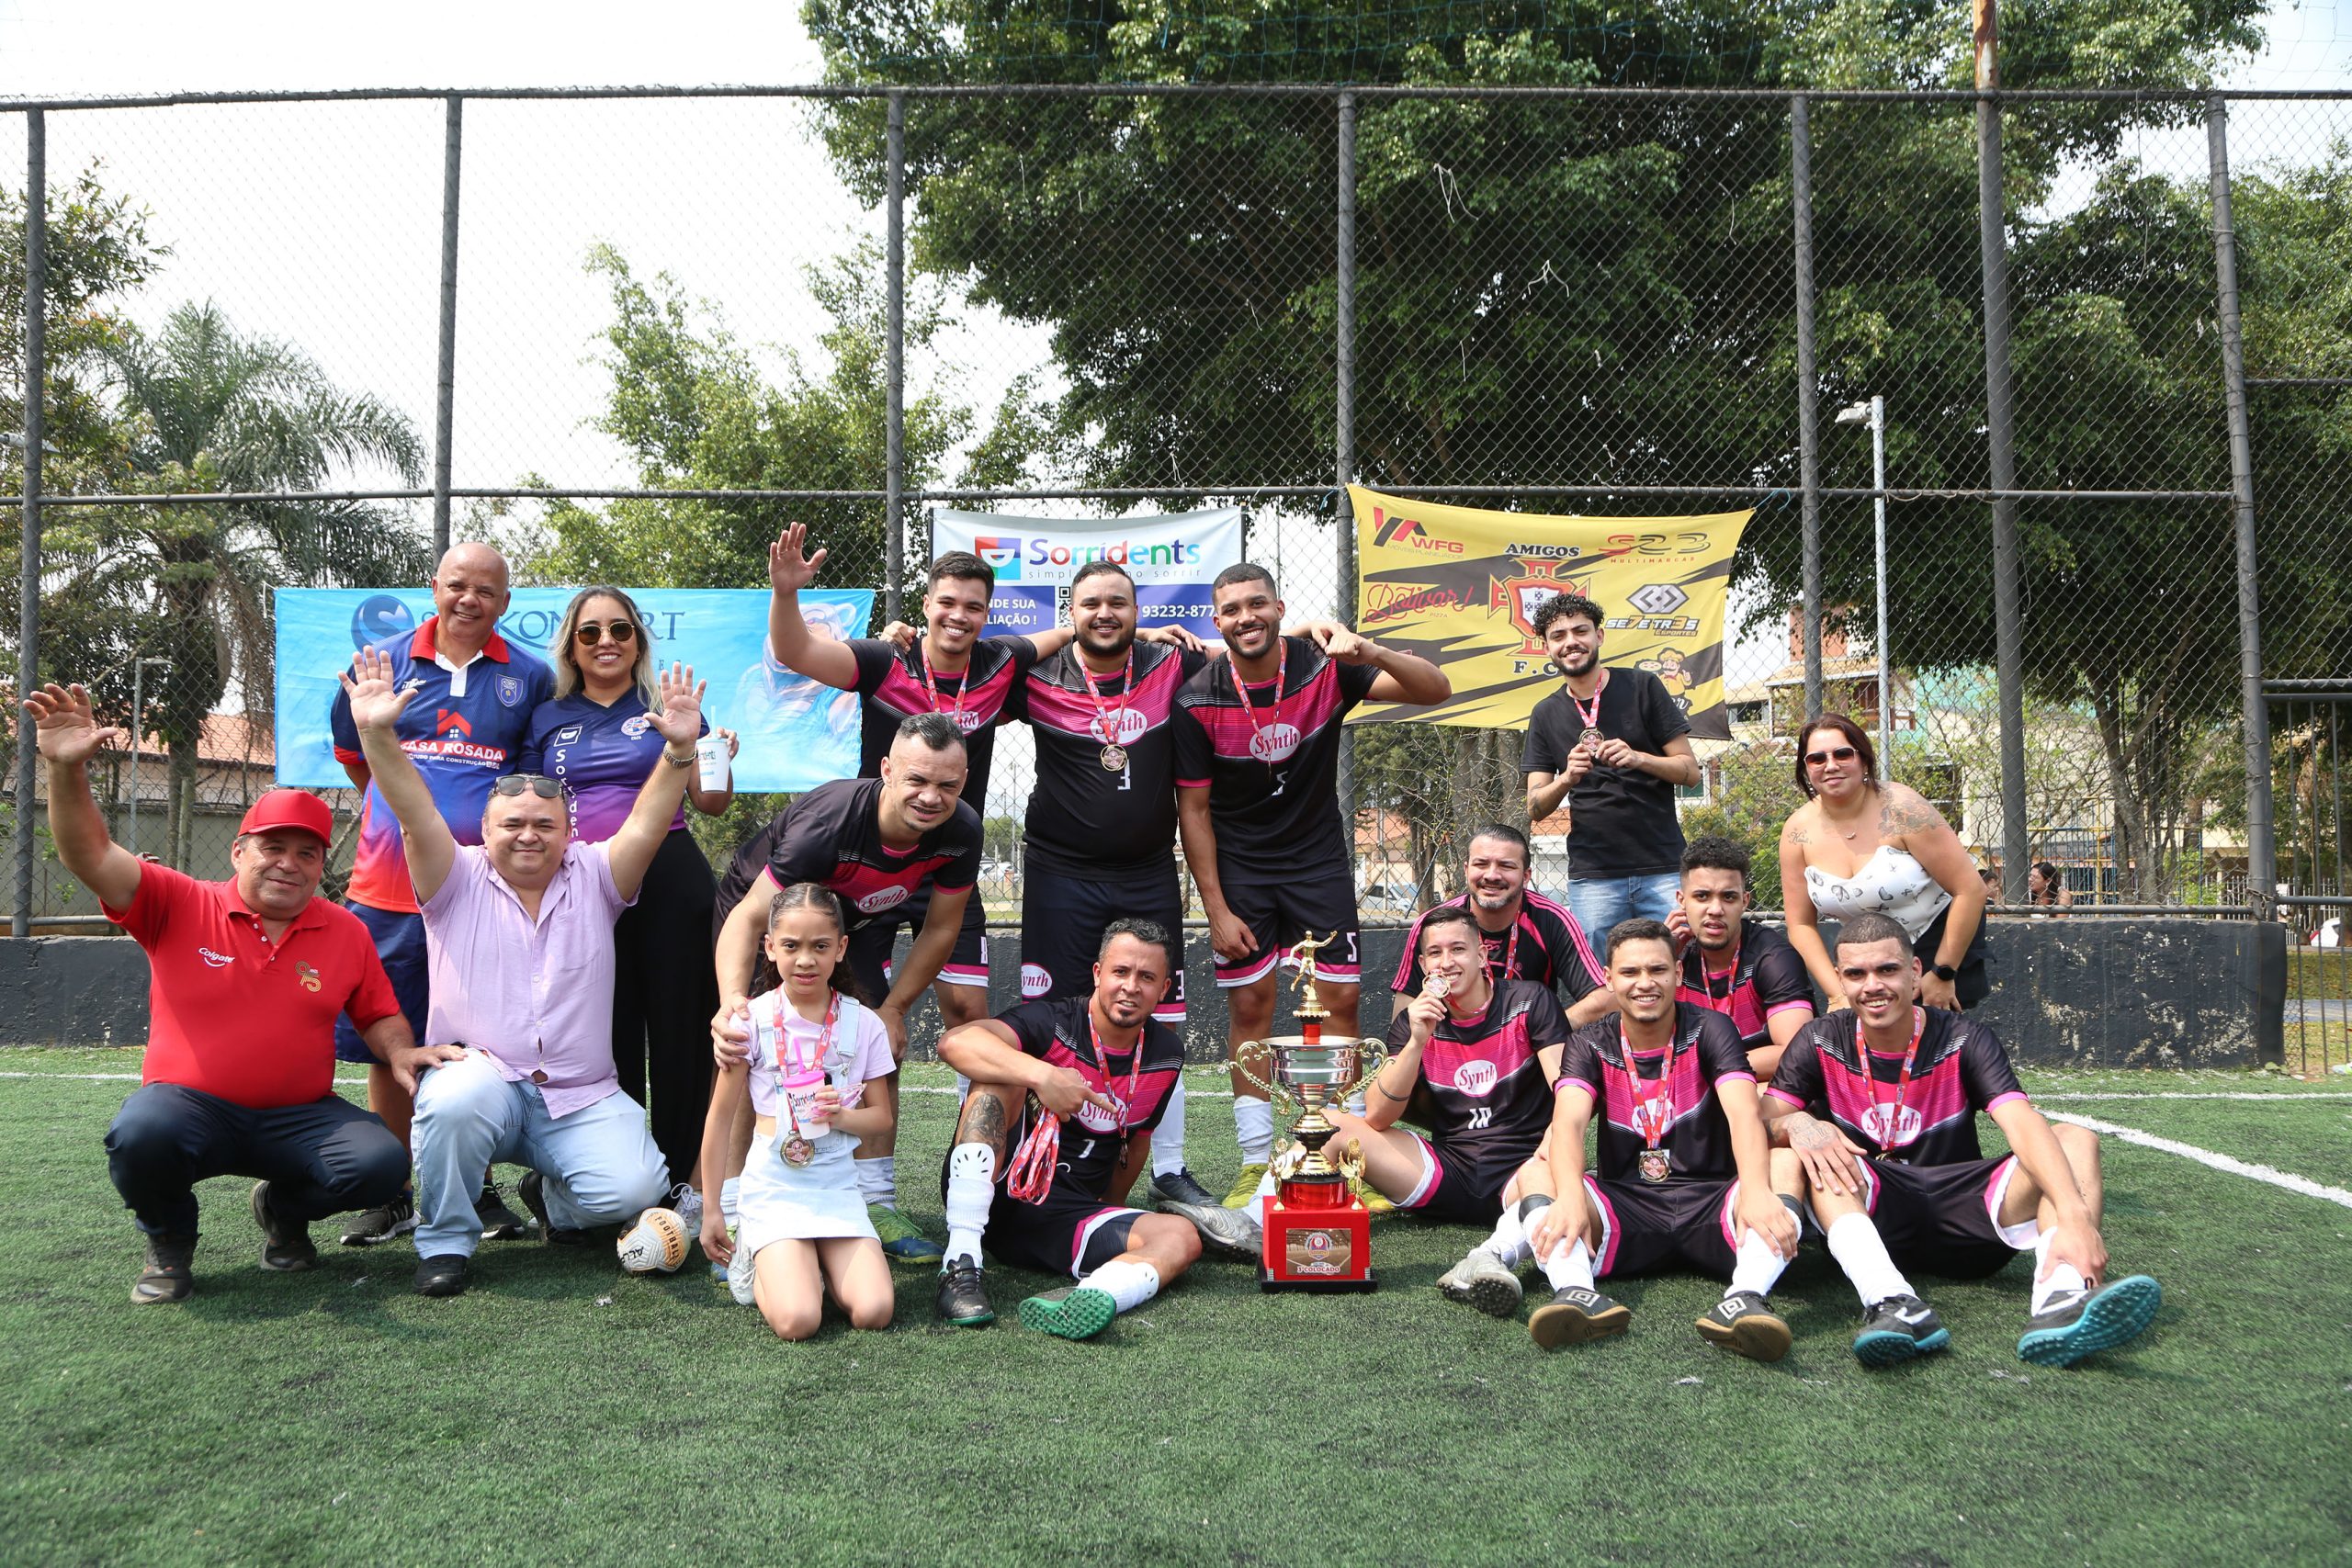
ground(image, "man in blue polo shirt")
xmin=327 ymin=542 xmax=554 ymax=1244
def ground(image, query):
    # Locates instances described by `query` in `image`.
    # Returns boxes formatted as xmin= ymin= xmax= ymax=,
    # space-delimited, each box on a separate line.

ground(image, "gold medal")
xmin=1100 ymin=742 xmax=1127 ymax=772
xmin=1638 ymin=1146 xmax=1671 ymax=1183
xmin=783 ymin=1136 xmax=816 ymax=1168
xmin=1580 ymin=727 xmax=1605 ymax=752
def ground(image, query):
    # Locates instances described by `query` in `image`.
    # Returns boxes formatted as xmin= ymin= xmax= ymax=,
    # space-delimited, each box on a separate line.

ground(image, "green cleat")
xmin=1018 ymin=1285 xmax=1120 ymax=1341
xmin=868 ymin=1203 xmax=944 ymax=1267
xmin=1220 ymin=1163 xmax=1269 ymax=1209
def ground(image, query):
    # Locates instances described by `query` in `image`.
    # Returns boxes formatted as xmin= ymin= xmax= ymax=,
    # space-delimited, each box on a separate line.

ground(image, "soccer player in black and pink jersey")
xmin=1174 ymin=563 xmax=1451 ymax=1208
xmin=1392 ymin=823 xmax=1613 ymax=1029
xmin=1665 ymin=834 xmax=1817 ymax=1077
xmin=1761 ymin=912 xmax=2162 ymax=1369
xmin=710 ymin=714 xmax=983 ymax=1264
xmin=1525 ymin=919 xmax=1805 ymax=1359
xmin=932 ymin=920 xmax=1204 ymax=1340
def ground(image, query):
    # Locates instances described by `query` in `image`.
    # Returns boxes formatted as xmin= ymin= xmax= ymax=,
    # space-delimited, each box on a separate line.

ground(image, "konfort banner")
xmin=931 ymin=506 xmax=1243 ymax=641
xmin=1349 ymin=485 xmax=1750 ymax=739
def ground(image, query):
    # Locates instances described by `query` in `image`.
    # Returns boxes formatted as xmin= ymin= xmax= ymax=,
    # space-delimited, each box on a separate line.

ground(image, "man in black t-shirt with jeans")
xmin=1522 ymin=592 xmax=1700 ymax=943
xmin=1174 ymin=563 xmax=1451 ymax=1207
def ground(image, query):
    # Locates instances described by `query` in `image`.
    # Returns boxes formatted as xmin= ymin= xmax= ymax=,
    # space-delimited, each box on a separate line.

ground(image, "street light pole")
xmin=1836 ymin=399 xmax=1894 ymax=780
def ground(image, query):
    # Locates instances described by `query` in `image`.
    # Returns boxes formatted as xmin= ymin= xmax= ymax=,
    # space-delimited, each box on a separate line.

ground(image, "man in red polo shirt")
xmin=26 ymin=680 xmax=458 ymax=1304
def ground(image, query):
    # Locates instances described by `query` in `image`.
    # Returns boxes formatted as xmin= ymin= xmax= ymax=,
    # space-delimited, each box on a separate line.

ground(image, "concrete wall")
xmin=1 ymin=917 xmax=2284 ymax=1069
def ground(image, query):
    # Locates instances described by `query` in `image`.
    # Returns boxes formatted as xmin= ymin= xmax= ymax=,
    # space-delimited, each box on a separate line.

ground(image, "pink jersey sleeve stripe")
xmin=1985 ymin=1090 xmax=2030 ymax=1111
xmin=1763 ymin=1085 xmax=1808 ymax=1106
xmin=1766 ymin=998 xmax=1815 ymax=1017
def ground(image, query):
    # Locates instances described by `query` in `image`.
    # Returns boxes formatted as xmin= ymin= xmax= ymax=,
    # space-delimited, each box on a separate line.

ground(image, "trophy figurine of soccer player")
xmin=1232 ymin=932 xmax=1388 ymax=1292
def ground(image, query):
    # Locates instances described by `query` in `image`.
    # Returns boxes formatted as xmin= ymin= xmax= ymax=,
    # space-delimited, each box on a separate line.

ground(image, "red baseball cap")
xmin=238 ymin=788 xmax=334 ymax=845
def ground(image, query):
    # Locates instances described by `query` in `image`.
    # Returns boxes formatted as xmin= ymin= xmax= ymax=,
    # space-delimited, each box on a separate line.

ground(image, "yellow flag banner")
xmin=1349 ymin=485 xmax=1751 ymax=739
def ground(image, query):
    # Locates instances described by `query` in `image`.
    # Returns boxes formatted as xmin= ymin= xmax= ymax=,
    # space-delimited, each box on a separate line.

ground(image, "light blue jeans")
xmin=1565 ymin=873 xmax=1683 ymax=952
xmin=411 ymin=1052 xmax=668 ymax=1259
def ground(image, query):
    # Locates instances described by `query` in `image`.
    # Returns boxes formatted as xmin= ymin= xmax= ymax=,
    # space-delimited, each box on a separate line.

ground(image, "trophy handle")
xmin=1231 ymin=1047 xmax=1297 ymax=1115
xmin=1339 ymin=1039 xmax=1391 ymax=1103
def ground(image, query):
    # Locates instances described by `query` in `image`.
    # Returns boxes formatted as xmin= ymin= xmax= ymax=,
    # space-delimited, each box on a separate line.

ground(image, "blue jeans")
xmin=1565 ymin=873 xmax=1682 ymax=950
xmin=106 ymin=1083 xmax=407 ymax=1237
xmin=410 ymin=1053 xmax=667 ymax=1259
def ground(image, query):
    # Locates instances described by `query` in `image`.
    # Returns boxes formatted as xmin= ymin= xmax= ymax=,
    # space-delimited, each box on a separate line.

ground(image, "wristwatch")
xmin=1929 ymin=961 xmax=1959 ymax=982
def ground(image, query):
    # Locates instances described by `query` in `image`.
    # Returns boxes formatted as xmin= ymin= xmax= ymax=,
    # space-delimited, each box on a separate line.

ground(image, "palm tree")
xmin=71 ymin=300 xmax=433 ymax=866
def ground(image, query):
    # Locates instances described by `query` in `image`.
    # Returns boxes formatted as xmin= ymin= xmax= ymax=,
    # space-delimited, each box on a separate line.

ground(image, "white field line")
xmin=2044 ymin=1110 xmax=2352 ymax=1212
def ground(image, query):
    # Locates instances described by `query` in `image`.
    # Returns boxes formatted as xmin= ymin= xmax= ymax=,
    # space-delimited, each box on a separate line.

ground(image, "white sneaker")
xmin=727 ymin=1232 xmax=757 ymax=1306
xmin=666 ymin=1181 xmax=704 ymax=1239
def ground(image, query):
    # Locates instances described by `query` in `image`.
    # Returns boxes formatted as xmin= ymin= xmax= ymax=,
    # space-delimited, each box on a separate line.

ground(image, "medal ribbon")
xmin=1692 ymin=930 xmax=1742 ymax=1014
xmin=1482 ymin=917 xmax=1521 ymax=986
xmin=1858 ymin=1005 xmax=1928 ymax=1155
xmin=1568 ymin=667 xmax=1609 ymax=739
xmin=1620 ymin=1026 xmax=1676 ymax=1150
xmin=1006 ymin=1011 xmax=1148 ymax=1204
xmin=1233 ymin=638 xmax=1288 ymax=766
xmin=1079 ymin=649 xmax=1136 ymax=751
xmin=778 ymin=991 xmax=841 ymax=1145
xmin=916 ymin=643 xmax=969 ymax=727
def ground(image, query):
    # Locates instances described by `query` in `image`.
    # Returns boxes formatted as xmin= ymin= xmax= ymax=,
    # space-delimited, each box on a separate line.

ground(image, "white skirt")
xmin=736 ymin=1128 xmax=875 ymax=1253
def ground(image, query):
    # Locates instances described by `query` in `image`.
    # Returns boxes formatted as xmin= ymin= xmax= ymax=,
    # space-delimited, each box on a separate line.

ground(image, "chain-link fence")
xmin=5 ymin=84 xmax=2348 ymax=1018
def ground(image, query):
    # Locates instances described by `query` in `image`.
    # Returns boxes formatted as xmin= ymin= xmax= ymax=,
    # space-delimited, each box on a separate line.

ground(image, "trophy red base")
xmin=1259 ymin=1169 xmax=1375 ymax=1292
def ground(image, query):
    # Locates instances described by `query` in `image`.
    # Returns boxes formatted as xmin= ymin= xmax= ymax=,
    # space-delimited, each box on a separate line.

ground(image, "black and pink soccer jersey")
xmin=1013 ymin=643 xmax=1205 ymax=881
xmin=1000 ymin=996 xmax=1186 ymax=1198
xmin=1392 ymin=889 xmax=1603 ymax=1004
xmin=848 ymin=635 xmax=1039 ymax=807
xmin=1765 ymin=1007 xmax=2029 ymax=1167
xmin=763 ymin=777 xmax=981 ymax=932
xmin=1172 ymin=637 xmax=1380 ymax=878
xmin=1555 ymin=1004 xmax=1756 ymax=1182
xmin=1384 ymin=978 xmax=1569 ymax=1161
xmin=1676 ymin=918 xmax=1815 ymax=1050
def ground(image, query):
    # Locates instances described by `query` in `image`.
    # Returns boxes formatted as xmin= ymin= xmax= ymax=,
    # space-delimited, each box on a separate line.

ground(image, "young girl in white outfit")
xmin=697 ymin=883 xmax=896 ymax=1339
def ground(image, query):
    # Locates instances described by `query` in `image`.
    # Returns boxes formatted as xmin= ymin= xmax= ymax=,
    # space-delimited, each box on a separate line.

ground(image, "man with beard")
xmin=931 ymin=921 xmax=1204 ymax=1339
xmin=1667 ymin=835 xmax=1816 ymax=1077
xmin=1392 ymin=824 xmax=1611 ymax=1027
xmin=1521 ymin=593 xmax=1700 ymax=940
xmin=1173 ymin=564 xmax=1452 ymax=1206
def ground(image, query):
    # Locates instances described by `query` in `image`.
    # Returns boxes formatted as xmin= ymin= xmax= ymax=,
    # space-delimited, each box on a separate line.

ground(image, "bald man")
xmin=327 ymin=543 xmax=557 ymax=1245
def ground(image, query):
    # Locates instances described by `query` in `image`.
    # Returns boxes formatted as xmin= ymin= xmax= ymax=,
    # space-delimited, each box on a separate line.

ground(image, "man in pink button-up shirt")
xmin=345 ymin=645 xmax=708 ymax=1298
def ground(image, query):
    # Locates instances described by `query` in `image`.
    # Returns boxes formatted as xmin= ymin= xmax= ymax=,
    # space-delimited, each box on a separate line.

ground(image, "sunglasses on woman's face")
xmin=1804 ymin=744 xmax=1859 ymax=768
xmin=574 ymin=620 xmax=638 ymax=646
xmin=490 ymin=774 xmax=565 ymax=799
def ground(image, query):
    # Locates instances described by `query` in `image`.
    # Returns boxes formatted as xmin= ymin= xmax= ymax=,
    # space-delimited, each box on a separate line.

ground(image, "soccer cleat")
xmin=132 ymin=1233 xmax=197 ymax=1305
xmin=1148 ymin=1168 xmax=1221 ymax=1209
xmin=1349 ymin=1176 xmax=1396 ymax=1217
xmin=413 ymin=1254 xmax=469 ymax=1297
xmin=868 ymin=1204 xmax=944 ymax=1267
xmin=2016 ymin=1275 xmax=2162 ymax=1367
xmin=1853 ymin=1294 xmax=1951 ymax=1367
xmin=1529 ymin=1286 xmax=1631 ymax=1348
xmin=936 ymin=1256 xmax=995 ymax=1326
xmin=1018 ymin=1285 xmax=1119 ymax=1341
xmin=250 ymin=1181 xmax=317 ymax=1272
xmin=1220 ymin=1163 xmax=1270 ymax=1209
xmin=1438 ymin=1249 xmax=1525 ymax=1318
xmin=475 ymin=1180 xmax=529 ymax=1242
xmin=1696 ymin=1291 xmax=1792 ymax=1362
xmin=1153 ymin=1188 xmax=1263 ymax=1258
xmin=517 ymin=1171 xmax=587 ymax=1246
xmin=338 ymin=1193 xmax=416 ymax=1247
xmin=726 ymin=1236 xmax=757 ymax=1305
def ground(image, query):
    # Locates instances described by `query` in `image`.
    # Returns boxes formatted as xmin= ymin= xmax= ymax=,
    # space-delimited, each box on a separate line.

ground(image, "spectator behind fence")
xmin=25 ymin=681 xmax=456 ymax=1304
xmin=1777 ymin=714 xmax=1989 ymax=1011
xmin=2028 ymin=860 xmax=2074 ymax=917
xmin=343 ymin=646 xmax=705 ymax=1298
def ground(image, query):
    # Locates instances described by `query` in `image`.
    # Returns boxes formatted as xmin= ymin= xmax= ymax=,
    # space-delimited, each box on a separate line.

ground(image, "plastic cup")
xmin=783 ymin=1068 xmax=830 ymax=1139
xmin=695 ymin=734 xmax=729 ymax=791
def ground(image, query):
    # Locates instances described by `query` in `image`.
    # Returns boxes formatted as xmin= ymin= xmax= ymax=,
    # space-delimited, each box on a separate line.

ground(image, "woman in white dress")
xmin=697 ymin=884 xmax=897 ymax=1340
xmin=1778 ymin=713 xmax=1990 ymax=1010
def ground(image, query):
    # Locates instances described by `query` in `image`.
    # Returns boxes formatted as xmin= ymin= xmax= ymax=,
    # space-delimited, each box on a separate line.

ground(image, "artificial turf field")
xmin=3 ymin=1050 xmax=2348 ymax=1567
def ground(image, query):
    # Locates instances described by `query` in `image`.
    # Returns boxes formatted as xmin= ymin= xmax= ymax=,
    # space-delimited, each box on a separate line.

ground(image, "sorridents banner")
xmin=1348 ymin=485 xmax=1750 ymax=739
xmin=931 ymin=507 xmax=1244 ymax=640
xmin=272 ymin=587 xmax=875 ymax=793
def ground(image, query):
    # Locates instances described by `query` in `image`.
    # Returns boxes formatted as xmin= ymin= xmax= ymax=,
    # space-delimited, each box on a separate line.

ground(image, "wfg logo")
xmin=1371 ymin=507 xmax=1465 ymax=555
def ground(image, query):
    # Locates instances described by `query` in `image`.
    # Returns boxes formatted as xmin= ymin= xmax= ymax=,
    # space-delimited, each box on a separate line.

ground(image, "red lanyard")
xmin=1859 ymin=1006 xmax=1926 ymax=1154
xmin=1080 ymin=1013 xmax=1146 ymax=1131
xmin=778 ymin=991 xmax=840 ymax=1078
xmin=1080 ymin=649 xmax=1135 ymax=745
xmin=1568 ymin=668 xmax=1608 ymax=734
xmin=916 ymin=643 xmax=968 ymax=726
xmin=1483 ymin=919 xmax=1521 ymax=984
xmin=1234 ymin=639 xmax=1288 ymax=762
xmin=1621 ymin=1028 xmax=1676 ymax=1148
xmin=1006 ymin=1012 xmax=1146 ymax=1202
xmin=1692 ymin=931 xmax=1741 ymax=1013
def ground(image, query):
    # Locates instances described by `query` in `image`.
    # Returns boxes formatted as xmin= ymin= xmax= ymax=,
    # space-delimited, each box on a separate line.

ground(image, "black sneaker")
xmin=475 ymin=1180 xmax=529 ymax=1242
xmin=250 ymin=1181 xmax=317 ymax=1271
xmin=338 ymin=1193 xmax=416 ymax=1247
xmin=414 ymin=1254 xmax=470 ymax=1297
xmin=1151 ymin=1179 xmax=1263 ymax=1258
xmin=936 ymin=1255 xmax=995 ymax=1326
xmin=1528 ymin=1286 xmax=1631 ymax=1348
xmin=517 ymin=1170 xmax=587 ymax=1245
xmin=132 ymin=1233 xmax=197 ymax=1305
xmin=2017 ymin=1275 xmax=2162 ymax=1367
xmin=1854 ymin=1294 xmax=1951 ymax=1367
xmin=1148 ymin=1168 xmax=1220 ymax=1209
xmin=1696 ymin=1291 xmax=1792 ymax=1362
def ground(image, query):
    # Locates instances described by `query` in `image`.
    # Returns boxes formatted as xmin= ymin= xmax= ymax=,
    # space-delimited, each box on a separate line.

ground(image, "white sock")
xmin=2030 ymin=1230 xmax=2087 ymax=1314
xmin=855 ymin=1156 xmax=897 ymax=1208
xmin=1081 ymin=1258 xmax=1162 ymax=1314
xmin=1150 ymin=1078 xmax=1189 ymax=1177
xmin=1244 ymin=1166 xmax=1277 ymax=1225
xmin=719 ymin=1176 xmax=741 ymax=1229
xmin=1727 ymin=1229 xmax=1792 ymax=1299
xmin=1234 ymin=1096 xmax=1274 ymax=1164
xmin=1342 ymin=1092 xmax=1367 ymax=1117
xmin=1476 ymin=1201 xmax=1534 ymax=1269
xmin=1540 ymin=1235 xmax=1596 ymax=1292
xmin=943 ymin=1144 xmax=995 ymax=1267
xmin=1826 ymin=1212 xmax=1914 ymax=1307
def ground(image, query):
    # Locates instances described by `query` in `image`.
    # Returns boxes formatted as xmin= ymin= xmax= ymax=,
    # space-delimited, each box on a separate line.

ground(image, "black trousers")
xmin=105 ymin=1082 xmax=408 ymax=1237
xmin=611 ymin=826 xmax=719 ymax=1190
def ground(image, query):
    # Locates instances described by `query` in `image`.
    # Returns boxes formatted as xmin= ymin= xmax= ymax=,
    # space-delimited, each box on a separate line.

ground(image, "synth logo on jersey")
xmin=1248 ymin=723 xmax=1302 ymax=762
xmin=1453 ymin=1058 xmax=1499 ymax=1097
xmin=1075 ymin=1092 xmax=1127 ymax=1134
xmin=1857 ymin=1101 xmax=1924 ymax=1148
xmin=1020 ymin=964 xmax=1053 ymax=998
xmin=1089 ymin=709 xmax=1151 ymax=745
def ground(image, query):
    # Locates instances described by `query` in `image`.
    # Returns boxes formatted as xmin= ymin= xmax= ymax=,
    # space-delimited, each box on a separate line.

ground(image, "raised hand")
xmin=23 ymin=682 xmax=125 ymax=768
xmin=768 ymin=522 xmax=827 ymax=594
xmin=648 ymin=661 xmax=707 ymax=748
xmin=339 ymin=647 xmax=420 ymax=733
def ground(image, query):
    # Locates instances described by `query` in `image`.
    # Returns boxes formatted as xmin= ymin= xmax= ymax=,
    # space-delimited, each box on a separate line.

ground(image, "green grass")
xmin=5 ymin=1052 xmax=2351 ymax=1565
